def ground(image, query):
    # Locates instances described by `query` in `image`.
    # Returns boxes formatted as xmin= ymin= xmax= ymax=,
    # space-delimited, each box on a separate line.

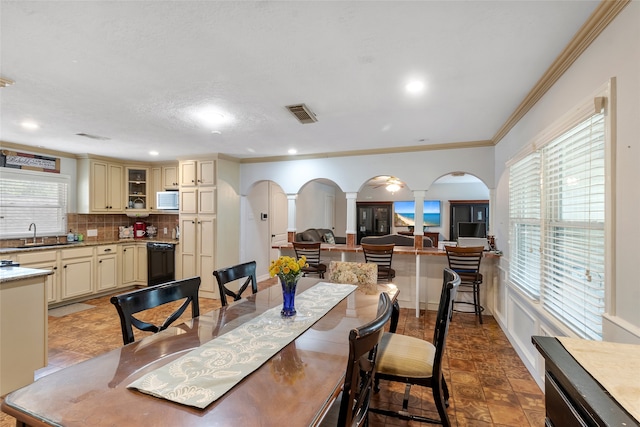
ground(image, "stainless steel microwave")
xmin=156 ymin=191 xmax=179 ymax=210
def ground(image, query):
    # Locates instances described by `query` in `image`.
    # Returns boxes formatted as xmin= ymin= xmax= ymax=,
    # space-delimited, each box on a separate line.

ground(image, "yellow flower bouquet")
xmin=269 ymin=255 xmax=307 ymax=317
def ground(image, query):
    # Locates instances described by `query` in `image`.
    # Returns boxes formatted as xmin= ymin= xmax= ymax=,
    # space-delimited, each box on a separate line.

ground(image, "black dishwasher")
xmin=147 ymin=242 xmax=175 ymax=286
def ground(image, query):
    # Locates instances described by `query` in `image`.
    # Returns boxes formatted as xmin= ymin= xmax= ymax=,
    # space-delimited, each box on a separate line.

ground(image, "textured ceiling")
xmin=0 ymin=1 xmax=600 ymax=162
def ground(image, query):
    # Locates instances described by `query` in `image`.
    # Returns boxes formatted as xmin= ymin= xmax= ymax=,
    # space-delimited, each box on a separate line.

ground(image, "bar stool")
xmin=444 ymin=245 xmax=484 ymax=324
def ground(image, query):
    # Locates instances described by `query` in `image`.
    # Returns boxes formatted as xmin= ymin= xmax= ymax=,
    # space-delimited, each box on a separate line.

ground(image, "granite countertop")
xmin=0 ymin=238 xmax=179 ymax=255
xmin=0 ymin=266 xmax=54 ymax=284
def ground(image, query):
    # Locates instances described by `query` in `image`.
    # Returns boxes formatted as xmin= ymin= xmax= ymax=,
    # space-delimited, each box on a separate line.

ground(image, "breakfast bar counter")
xmin=273 ymin=243 xmax=500 ymax=316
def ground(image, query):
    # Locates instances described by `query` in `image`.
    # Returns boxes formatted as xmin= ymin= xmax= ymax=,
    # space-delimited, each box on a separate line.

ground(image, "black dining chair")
xmin=361 ymin=243 xmax=396 ymax=282
xmin=213 ymin=260 xmax=258 ymax=306
xmin=110 ymin=276 xmax=201 ymax=345
xmin=371 ymin=268 xmax=460 ymax=426
xmin=320 ymin=292 xmax=393 ymax=427
xmin=292 ymin=241 xmax=327 ymax=279
xmin=445 ymin=245 xmax=485 ymax=323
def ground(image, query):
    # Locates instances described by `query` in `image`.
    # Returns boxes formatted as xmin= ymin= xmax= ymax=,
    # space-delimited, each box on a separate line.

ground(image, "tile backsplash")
xmin=1 ymin=213 xmax=179 ymax=248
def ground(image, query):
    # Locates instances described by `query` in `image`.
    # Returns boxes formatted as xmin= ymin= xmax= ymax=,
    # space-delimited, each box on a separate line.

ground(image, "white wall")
xmin=492 ymin=1 xmax=639 ymax=387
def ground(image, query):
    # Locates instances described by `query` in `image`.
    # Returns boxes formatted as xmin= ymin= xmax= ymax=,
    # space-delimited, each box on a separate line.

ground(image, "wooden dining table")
xmin=1 ymin=278 xmax=398 ymax=427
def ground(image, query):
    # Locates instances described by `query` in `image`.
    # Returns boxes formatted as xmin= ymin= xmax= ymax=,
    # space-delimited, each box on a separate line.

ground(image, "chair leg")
xmin=475 ymin=283 xmax=483 ymax=324
xmin=432 ymin=381 xmax=451 ymax=427
xmin=441 ymin=376 xmax=450 ymax=406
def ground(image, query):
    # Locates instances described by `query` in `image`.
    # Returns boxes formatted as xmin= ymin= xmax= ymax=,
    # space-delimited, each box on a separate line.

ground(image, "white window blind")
xmin=509 ymin=152 xmax=541 ymax=298
xmin=0 ymin=168 xmax=69 ymax=238
xmin=541 ymin=113 xmax=605 ymax=340
xmin=508 ymin=111 xmax=606 ymax=340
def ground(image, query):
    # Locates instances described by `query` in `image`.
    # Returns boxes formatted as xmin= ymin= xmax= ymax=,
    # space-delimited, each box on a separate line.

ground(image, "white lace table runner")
xmin=128 ymin=282 xmax=357 ymax=408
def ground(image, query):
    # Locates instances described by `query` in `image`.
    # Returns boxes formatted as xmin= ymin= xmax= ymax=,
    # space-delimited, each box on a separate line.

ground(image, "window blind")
xmin=508 ymin=111 xmax=606 ymax=340
xmin=0 ymin=168 xmax=69 ymax=238
xmin=509 ymin=153 xmax=541 ymax=298
xmin=541 ymin=113 xmax=605 ymax=340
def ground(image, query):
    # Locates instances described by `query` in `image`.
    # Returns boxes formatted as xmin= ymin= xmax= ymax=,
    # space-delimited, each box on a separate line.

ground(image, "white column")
xmin=413 ymin=190 xmax=425 ymax=317
xmin=287 ymin=194 xmax=297 ymax=232
xmin=413 ymin=190 xmax=425 ymax=234
xmin=345 ymin=193 xmax=358 ymax=236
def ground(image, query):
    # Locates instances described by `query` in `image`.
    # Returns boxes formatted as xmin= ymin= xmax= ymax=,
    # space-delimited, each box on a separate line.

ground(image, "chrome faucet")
xmin=28 ymin=223 xmax=37 ymax=244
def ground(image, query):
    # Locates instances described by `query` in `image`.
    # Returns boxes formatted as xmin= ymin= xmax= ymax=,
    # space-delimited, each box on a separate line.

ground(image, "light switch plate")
xmin=87 ymin=229 xmax=98 ymax=237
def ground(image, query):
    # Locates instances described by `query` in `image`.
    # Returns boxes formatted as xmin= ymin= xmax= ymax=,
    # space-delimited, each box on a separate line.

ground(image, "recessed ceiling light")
xmin=194 ymin=107 xmax=227 ymax=127
xmin=211 ymin=130 xmax=221 ymax=135
xmin=288 ymin=149 xmax=297 ymax=155
xmin=20 ymin=121 xmax=39 ymax=130
xmin=247 ymin=148 xmax=256 ymax=153
xmin=149 ymin=151 xmax=159 ymax=156
xmin=405 ymin=80 xmax=425 ymax=94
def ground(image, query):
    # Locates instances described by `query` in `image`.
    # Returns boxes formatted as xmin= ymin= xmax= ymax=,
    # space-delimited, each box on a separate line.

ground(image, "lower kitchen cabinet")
xmin=179 ymin=215 xmax=216 ymax=297
xmin=16 ymin=250 xmax=59 ymax=304
xmin=120 ymin=242 xmax=148 ymax=286
xmin=96 ymin=244 xmax=118 ymax=291
xmin=61 ymin=247 xmax=94 ymax=299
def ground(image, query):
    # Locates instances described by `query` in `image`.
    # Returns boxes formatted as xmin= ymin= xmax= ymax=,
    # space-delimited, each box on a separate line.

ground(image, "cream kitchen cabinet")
xmin=16 ymin=250 xmax=59 ymax=304
xmin=77 ymin=158 xmax=124 ymax=213
xmin=120 ymin=242 xmax=147 ymax=286
xmin=177 ymin=157 xmax=239 ymax=299
xmin=163 ymin=165 xmax=179 ymax=189
xmin=179 ymin=159 xmax=216 ymax=187
xmin=60 ymin=247 xmax=94 ymax=299
xmin=179 ymin=215 xmax=216 ymax=296
xmin=96 ymin=244 xmax=118 ymax=291
xmin=124 ymin=167 xmax=150 ymax=213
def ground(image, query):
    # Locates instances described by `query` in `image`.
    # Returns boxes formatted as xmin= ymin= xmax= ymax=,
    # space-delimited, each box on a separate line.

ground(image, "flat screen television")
xmin=393 ymin=200 xmax=441 ymax=227
xmin=457 ymin=222 xmax=486 ymax=238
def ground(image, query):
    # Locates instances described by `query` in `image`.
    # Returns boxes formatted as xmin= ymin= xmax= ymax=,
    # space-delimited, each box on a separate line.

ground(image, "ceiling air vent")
xmin=285 ymin=103 xmax=317 ymax=124
xmin=75 ymin=133 xmax=111 ymax=141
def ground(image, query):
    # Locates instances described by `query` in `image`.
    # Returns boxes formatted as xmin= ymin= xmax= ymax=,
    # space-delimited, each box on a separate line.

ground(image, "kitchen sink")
xmin=16 ymin=242 xmax=74 ymax=249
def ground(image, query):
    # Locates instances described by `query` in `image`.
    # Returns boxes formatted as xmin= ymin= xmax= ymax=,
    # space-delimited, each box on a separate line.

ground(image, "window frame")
xmin=506 ymin=79 xmax=615 ymax=340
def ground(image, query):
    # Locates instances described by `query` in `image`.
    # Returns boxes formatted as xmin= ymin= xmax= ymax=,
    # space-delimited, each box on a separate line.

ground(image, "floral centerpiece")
xmin=269 ymin=255 xmax=307 ymax=317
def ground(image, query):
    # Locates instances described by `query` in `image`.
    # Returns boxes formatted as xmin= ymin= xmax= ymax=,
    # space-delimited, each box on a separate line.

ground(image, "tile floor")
xmin=1 ymin=280 xmax=545 ymax=427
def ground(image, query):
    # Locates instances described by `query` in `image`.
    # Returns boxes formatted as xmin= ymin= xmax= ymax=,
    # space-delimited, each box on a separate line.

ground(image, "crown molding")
xmin=492 ymin=0 xmax=630 ymax=144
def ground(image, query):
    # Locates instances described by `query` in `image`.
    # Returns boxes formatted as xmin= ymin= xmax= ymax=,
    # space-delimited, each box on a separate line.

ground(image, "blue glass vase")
xmin=280 ymin=277 xmax=298 ymax=317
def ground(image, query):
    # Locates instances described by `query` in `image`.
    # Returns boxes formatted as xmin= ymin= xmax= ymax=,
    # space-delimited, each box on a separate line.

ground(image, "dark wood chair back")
xmin=361 ymin=243 xmax=396 ymax=282
xmin=337 ymin=292 xmax=393 ymax=427
xmin=110 ymin=277 xmax=201 ymax=345
xmin=213 ymin=261 xmax=258 ymax=306
xmin=292 ymin=241 xmax=327 ymax=278
xmin=371 ymin=269 xmax=460 ymax=425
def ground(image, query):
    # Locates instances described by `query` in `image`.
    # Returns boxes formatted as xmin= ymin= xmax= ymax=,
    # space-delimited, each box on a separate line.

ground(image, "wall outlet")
xmin=164 ymin=227 xmax=168 ymax=235
xmin=87 ymin=229 xmax=98 ymax=237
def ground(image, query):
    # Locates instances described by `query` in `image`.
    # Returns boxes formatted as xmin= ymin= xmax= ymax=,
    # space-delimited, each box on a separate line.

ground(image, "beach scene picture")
xmin=394 ymin=200 xmax=441 ymax=227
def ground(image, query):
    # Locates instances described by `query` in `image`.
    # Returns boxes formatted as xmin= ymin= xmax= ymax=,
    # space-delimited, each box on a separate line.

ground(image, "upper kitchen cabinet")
xmin=179 ymin=159 xmax=216 ymax=187
xmin=77 ymin=158 xmax=124 ymax=213
xmin=124 ymin=167 xmax=150 ymax=213
xmin=162 ymin=165 xmax=179 ymax=189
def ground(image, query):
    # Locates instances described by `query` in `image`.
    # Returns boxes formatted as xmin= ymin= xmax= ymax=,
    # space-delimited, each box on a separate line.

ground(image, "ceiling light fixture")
xmin=288 ymin=148 xmax=297 ymax=155
xmin=405 ymin=80 xmax=425 ymax=94
xmin=385 ymin=177 xmax=403 ymax=193
xmin=149 ymin=151 xmax=159 ymax=156
xmin=20 ymin=121 xmax=39 ymax=130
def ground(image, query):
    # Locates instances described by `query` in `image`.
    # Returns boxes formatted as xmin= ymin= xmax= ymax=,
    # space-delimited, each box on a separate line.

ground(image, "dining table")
xmin=1 ymin=278 xmax=398 ymax=427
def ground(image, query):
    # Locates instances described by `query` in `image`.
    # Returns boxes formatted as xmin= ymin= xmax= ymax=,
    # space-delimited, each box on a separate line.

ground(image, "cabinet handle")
xmin=104 ymin=248 xmax=112 ymax=252
xmin=191 ymin=179 xmax=195 ymax=183
xmin=99 ymin=260 xmax=103 ymax=263
xmin=63 ymin=265 xmax=67 ymax=268
xmin=53 ymin=266 xmax=57 ymax=270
